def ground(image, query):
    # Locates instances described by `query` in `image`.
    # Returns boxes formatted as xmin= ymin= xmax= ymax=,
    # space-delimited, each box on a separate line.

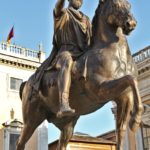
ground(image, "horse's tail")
xmin=19 ymin=81 xmax=27 ymax=100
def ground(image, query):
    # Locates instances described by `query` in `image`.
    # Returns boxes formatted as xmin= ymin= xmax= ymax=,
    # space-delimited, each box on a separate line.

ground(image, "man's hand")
xmin=54 ymin=0 xmax=65 ymax=17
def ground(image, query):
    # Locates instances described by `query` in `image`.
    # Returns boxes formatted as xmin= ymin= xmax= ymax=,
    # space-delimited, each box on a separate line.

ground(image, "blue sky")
xmin=0 ymin=0 xmax=150 ymax=54
xmin=0 ymin=0 xmax=150 ymax=143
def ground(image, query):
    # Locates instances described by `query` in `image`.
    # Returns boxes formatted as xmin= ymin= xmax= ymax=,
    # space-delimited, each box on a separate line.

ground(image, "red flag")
xmin=7 ymin=26 xmax=14 ymax=44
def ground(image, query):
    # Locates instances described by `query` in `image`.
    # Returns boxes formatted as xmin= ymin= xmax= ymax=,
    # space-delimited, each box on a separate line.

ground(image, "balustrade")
xmin=133 ymin=47 xmax=150 ymax=63
xmin=0 ymin=42 xmax=40 ymax=61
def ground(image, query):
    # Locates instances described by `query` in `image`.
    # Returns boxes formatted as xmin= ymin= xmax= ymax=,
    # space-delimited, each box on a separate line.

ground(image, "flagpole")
xmin=13 ymin=25 xmax=16 ymax=45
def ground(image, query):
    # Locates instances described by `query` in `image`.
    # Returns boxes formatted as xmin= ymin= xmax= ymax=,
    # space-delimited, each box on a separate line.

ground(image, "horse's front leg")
xmin=128 ymin=78 xmax=144 ymax=132
xmin=97 ymin=75 xmax=134 ymax=99
xmin=56 ymin=117 xmax=78 ymax=150
xmin=96 ymin=75 xmax=143 ymax=149
xmin=97 ymin=75 xmax=143 ymax=130
xmin=115 ymin=91 xmax=133 ymax=150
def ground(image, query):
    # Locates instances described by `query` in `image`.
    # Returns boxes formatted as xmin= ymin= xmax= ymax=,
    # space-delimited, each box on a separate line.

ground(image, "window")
xmin=10 ymin=77 xmax=23 ymax=91
xmin=9 ymin=134 xmax=20 ymax=150
xmin=142 ymin=126 xmax=150 ymax=150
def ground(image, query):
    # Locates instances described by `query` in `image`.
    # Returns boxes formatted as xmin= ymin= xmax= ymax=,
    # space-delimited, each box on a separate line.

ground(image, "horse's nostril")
xmin=126 ymin=20 xmax=136 ymax=29
xmin=126 ymin=21 xmax=130 ymax=27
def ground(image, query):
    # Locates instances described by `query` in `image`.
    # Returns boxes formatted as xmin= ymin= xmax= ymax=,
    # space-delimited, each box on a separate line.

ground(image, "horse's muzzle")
xmin=123 ymin=18 xmax=137 ymax=35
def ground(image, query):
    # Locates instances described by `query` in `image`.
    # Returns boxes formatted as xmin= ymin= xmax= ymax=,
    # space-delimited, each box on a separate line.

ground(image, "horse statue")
xmin=16 ymin=0 xmax=144 ymax=150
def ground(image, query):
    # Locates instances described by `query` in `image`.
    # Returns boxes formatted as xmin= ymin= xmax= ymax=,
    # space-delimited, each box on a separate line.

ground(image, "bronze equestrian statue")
xmin=16 ymin=0 xmax=144 ymax=150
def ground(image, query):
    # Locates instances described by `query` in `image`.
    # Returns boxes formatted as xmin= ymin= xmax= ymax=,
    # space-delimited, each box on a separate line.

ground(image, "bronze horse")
xmin=17 ymin=0 xmax=143 ymax=150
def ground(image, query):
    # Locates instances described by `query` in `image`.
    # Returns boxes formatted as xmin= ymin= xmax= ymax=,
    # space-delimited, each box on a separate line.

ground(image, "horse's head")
xmin=99 ymin=0 xmax=137 ymax=35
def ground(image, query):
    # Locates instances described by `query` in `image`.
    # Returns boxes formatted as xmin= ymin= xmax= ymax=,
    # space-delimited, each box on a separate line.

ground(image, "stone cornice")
xmin=0 ymin=58 xmax=38 ymax=70
xmin=138 ymin=67 xmax=150 ymax=75
xmin=0 ymin=53 xmax=40 ymax=70
xmin=133 ymin=45 xmax=150 ymax=76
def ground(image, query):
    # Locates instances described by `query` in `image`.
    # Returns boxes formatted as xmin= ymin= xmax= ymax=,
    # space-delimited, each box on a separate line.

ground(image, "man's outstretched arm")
xmin=54 ymin=0 xmax=65 ymax=17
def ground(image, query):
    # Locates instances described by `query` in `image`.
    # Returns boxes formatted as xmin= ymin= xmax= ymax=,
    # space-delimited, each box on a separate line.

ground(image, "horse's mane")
xmin=91 ymin=1 xmax=102 ymax=45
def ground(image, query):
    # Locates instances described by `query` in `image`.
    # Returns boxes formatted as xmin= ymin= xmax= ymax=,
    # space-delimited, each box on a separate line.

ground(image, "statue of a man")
xmin=30 ymin=0 xmax=91 ymax=118
xmin=53 ymin=0 xmax=92 ymax=117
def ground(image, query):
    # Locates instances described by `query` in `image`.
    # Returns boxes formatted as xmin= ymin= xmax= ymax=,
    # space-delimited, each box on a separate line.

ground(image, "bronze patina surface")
xmin=17 ymin=0 xmax=143 ymax=150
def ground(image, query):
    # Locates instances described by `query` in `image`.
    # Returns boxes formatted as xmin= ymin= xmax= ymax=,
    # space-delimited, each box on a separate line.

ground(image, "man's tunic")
xmin=54 ymin=7 xmax=91 ymax=57
xmin=30 ymin=7 xmax=91 ymax=90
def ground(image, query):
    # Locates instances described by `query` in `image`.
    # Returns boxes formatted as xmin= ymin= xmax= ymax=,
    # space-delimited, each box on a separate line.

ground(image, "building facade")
xmin=133 ymin=46 xmax=150 ymax=150
xmin=96 ymin=46 xmax=150 ymax=150
xmin=0 ymin=42 xmax=48 ymax=150
xmin=110 ymin=46 xmax=150 ymax=150
xmin=49 ymin=133 xmax=116 ymax=150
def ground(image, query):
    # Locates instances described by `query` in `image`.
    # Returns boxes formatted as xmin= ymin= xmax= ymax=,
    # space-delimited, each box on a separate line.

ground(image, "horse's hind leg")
xmin=16 ymin=107 xmax=45 ymax=150
xmin=56 ymin=117 xmax=78 ymax=150
xmin=16 ymin=124 xmax=38 ymax=150
xmin=115 ymin=91 xmax=133 ymax=150
xmin=16 ymin=86 xmax=46 ymax=150
xmin=16 ymin=105 xmax=45 ymax=150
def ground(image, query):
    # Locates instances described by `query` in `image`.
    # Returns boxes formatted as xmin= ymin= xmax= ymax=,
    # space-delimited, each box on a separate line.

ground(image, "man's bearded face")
xmin=69 ymin=0 xmax=83 ymax=9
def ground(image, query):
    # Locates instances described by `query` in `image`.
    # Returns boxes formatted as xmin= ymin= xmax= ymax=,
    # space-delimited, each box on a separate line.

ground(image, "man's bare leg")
xmin=57 ymin=54 xmax=75 ymax=118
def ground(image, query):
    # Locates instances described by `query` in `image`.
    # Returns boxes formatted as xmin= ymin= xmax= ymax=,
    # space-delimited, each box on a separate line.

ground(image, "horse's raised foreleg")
xmin=98 ymin=75 xmax=134 ymax=99
xmin=115 ymin=91 xmax=133 ymax=150
xmin=56 ymin=117 xmax=78 ymax=150
xmin=98 ymin=75 xmax=143 ymax=130
xmin=98 ymin=75 xmax=143 ymax=131
xmin=97 ymin=75 xmax=143 ymax=148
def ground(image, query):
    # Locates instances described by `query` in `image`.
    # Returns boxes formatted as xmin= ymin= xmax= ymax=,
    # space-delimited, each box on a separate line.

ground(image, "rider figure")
xmin=53 ymin=0 xmax=92 ymax=117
